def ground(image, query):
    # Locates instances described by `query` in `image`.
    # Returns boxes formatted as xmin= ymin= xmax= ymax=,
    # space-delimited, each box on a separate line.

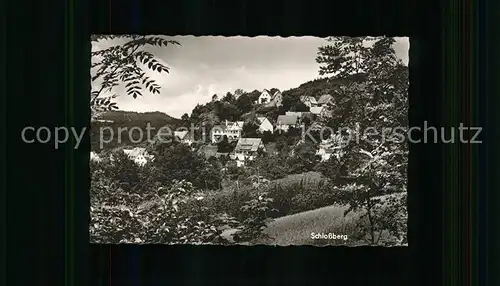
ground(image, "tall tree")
xmin=242 ymin=119 xmax=260 ymax=138
xmin=287 ymin=141 xmax=321 ymax=174
xmin=223 ymin=92 xmax=236 ymax=103
xmin=316 ymin=37 xmax=408 ymax=245
xmin=235 ymin=94 xmax=254 ymax=114
xmin=90 ymin=35 xmax=180 ymax=117
xmin=181 ymin=113 xmax=190 ymax=125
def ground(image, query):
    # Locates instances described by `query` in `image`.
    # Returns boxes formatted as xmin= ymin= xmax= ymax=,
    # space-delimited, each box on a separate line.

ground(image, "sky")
xmin=92 ymin=36 xmax=409 ymax=118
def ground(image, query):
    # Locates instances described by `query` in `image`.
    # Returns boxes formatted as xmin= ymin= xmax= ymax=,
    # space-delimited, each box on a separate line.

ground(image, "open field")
xmin=255 ymin=192 xmax=407 ymax=246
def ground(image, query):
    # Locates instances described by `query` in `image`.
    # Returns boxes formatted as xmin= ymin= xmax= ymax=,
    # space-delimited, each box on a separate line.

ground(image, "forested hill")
xmin=91 ymin=110 xmax=182 ymax=152
xmin=95 ymin=110 xmax=181 ymax=124
xmin=281 ymin=74 xmax=366 ymax=99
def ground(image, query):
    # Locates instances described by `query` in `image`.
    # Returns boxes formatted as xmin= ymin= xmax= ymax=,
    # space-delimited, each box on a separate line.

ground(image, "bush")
xmin=90 ymin=180 xmax=224 ymax=244
xmin=90 ymin=161 xmax=276 ymax=244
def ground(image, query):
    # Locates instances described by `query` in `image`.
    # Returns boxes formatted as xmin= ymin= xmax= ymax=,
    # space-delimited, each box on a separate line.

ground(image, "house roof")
xmin=271 ymin=90 xmax=281 ymax=100
xmin=257 ymin=117 xmax=269 ymax=124
xmin=300 ymin=95 xmax=317 ymax=104
xmin=261 ymin=89 xmax=281 ymax=98
xmin=174 ymin=130 xmax=189 ymax=140
xmin=310 ymin=106 xmax=324 ymax=114
xmin=285 ymin=111 xmax=303 ymax=117
xmin=317 ymin=94 xmax=333 ymax=104
xmin=260 ymin=89 xmax=272 ymax=97
xmin=234 ymin=138 xmax=263 ymax=152
xmin=123 ymin=147 xmax=152 ymax=159
xmin=226 ymin=121 xmax=244 ymax=130
xmin=277 ymin=115 xmax=299 ymax=125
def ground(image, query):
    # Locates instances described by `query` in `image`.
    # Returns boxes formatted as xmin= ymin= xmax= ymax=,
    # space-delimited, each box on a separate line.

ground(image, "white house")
xmin=275 ymin=114 xmax=300 ymax=132
xmin=91 ymin=119 xmax=114 ymax=123
xmin=211 ymin=120 xmax=244 ymax=143
xmin=257 ymin=89 xmax=272 ymax=104
xmin=232 ymin=138 xmax=266 ymax=167
xmin=90 ymin=151 xmax=102 ymax=162
xmin=123 ymin=147 xmax=154 ymax=166
xmin=174 ymin=130 xmax=194 ymax=145
xmin=266 ymin=90 xmax=283 ymax=107
xmin=310 ymin=106 xmax=324 ymax=115
xmin=300 ymin=95 xmax=318 ymax=108
xmin=257 ymin=89 xmax=283 ymax=107
xmin=257 ymin=117 xmax=274 ymax=133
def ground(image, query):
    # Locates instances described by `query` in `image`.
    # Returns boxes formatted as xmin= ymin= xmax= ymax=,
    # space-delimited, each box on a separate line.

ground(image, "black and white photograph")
xmin=89 ymin=35 xmax=409 ymax=246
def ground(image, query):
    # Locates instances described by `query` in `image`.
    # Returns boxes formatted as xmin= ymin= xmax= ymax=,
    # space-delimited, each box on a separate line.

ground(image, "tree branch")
xmin=91 ymin=35 xmax=147 ymax=104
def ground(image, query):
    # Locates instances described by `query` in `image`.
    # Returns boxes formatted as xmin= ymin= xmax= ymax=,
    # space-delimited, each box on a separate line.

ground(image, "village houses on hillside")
xmin=298 ymin=93 xmax=334 ymax=119
xmin=275 ymin=114 xmax=300 ymax=132
xmin=316 ymin=94 xmax=333 ymax=106
xmin=257 ymin=89 xmax=272 ymax=104
xmin=299 ymin=93 xmax=333 ymax=108
xmin=211 ymin=120 xmax=245 ymax=143
xmin=99 ymin=89 xmax=338 ymax=169
xmin=231 ymin=138 xmax=266 ymax=167
xmin=300 ymin=95 xmax=318 ymax=108
xmin=309 ymin=106 xmax=324 ymax=116
xmin=122 ymin=147 xmax=154 ymax=166
xmin=257 ymin=89 xmax=283 ymax=107
xmin=174 ymin=130 xmax=194 ymax=146
xmin=257 ymin=117 xmax=274 ymax=133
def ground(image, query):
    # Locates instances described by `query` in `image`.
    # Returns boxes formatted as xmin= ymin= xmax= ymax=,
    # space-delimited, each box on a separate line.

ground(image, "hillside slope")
xmin=258 ymin=204 xmax=352 ymax=246
xmin=91 ymin=110 xmax=182 ymax=151
xmin=257 ymin=192 xmax=406 ymax=246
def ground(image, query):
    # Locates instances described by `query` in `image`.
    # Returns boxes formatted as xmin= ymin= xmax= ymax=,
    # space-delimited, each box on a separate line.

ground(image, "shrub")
xmin=90 ymin=180 xmax=224 ymax=244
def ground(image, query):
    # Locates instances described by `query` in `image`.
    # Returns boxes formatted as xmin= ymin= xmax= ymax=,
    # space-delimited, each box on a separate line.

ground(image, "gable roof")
xmin=226 ymin=121 xmax=244 ymax=130
xmin=234 ymin=138 xmax=263 ymax=152
xmin=271 ymin=90 xmax=282 ymax=100
xmin=213 ymin=121 xmax=244 ymax=132
xmin=174 ymin=130 xmax=189 ymax=140
xmin=300 ymin=95 xmax=317 ymax=104
xmin=260 ymin=89 xmax=272 ymax=97
xmin=276 ymin=115 xmax=299 ymax=125
xmin=123 ymin=148 xmax=153 ymax=163
xmin=317 ymin=94 xmax=333 ymax=104
xmin=123 ymin=147 xmax=148 ymax=157
xmin=257 ymin=117 xmax=270 ymax=124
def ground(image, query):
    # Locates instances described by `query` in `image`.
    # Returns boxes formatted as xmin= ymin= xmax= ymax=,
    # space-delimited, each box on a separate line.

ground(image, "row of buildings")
xmin=255 ymin=89 xmax=334 ymax=109
xmin=91 ymin=89 xmax=337 ymax=169
xmin=195 ymin=90 xmax=336 ymax=166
